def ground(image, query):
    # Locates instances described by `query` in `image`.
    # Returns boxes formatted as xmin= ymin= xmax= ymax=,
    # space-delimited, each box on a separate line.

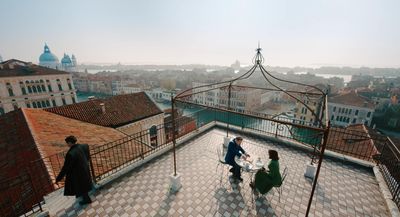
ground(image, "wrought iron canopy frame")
xmin=173 ymin=46 xmax=329 ymax=130
xmin=170 ymin=46 xmax=330 ymax=217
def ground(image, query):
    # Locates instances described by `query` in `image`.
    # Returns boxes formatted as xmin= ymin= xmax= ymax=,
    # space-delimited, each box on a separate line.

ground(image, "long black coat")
xmin=56 ymin=144 xmax=93 ymax=196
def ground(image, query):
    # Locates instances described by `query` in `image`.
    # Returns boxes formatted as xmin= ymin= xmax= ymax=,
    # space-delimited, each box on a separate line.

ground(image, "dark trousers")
xmin=75 ymin=192 xmax=92 ymax=202
xmin=229 ymin=162 xmax=242 ymax=178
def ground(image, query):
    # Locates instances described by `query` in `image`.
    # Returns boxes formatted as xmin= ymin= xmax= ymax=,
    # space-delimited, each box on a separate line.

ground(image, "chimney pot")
xmin=100 ymin=103 xmax=106 ymax=114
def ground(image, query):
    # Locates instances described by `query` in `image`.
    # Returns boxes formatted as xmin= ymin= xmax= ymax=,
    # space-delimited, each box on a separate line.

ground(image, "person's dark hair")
xmin=235 ymin=136 xmax=243 ymax=141
xmin=65 ymin=135 xmax=77 ymax=144
xmin=269 ymin=150 xmax=279 ymax=160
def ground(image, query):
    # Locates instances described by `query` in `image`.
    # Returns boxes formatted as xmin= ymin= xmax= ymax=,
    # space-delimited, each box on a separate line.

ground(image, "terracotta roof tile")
xmin=45 ymin=92 xmax=163 ymax=128
xmin=327 ymin=124 xmax=379 ymax=160
xmin=329 ymin=91 xmax=375 ymax=109
xmin=0 ymin=59 xmax=69 ymax=77
xmin=23 ymin=109 xmax=126 ymax=158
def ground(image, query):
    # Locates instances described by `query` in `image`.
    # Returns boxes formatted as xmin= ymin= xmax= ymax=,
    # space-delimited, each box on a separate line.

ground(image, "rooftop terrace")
xmin=53 ymin=128 xmax=389 ymax=217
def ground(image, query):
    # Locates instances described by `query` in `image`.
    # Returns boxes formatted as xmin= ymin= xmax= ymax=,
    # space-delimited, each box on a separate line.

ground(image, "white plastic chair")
xmin=216 ymin=147 xmax=230 ymax=185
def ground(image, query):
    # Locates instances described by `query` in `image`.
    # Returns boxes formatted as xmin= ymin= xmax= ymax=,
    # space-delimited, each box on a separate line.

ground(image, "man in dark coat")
xmin=224 ymin=137 xmax=249 ymax=181
xmin=56 ymin=136 xmax=93 ymax=205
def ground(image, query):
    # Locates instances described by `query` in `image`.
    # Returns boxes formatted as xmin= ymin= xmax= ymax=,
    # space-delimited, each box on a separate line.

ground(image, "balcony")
xmin=50 ymin=127 xmax=389 ymax=217
xmin=4 ymin=106 xmax=395 ymax=217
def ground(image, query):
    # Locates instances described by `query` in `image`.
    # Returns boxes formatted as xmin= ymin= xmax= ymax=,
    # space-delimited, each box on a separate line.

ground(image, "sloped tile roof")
xmin=45 ymin=92 xmax=163 ymax=128
xmin=23 ymin=109 xmax=126 ymax=157
xmin=329 ymin=91 xmax=375 ymax=109
xmin=0 ymin=59 xmax=69 ymax=77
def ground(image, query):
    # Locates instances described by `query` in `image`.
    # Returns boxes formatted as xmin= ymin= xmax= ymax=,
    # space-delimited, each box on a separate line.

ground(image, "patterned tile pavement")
xmin=55 ymin=128 xmax=390 ymax=217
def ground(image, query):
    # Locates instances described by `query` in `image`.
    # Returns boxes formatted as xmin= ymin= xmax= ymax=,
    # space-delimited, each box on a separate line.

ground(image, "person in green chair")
xmin=249 ymin=150 xmax=282 ymax=194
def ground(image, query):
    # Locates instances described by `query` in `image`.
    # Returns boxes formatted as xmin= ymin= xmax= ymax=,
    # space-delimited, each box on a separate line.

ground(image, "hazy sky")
xmin=0 ymin=0 xmax=399 ymax=67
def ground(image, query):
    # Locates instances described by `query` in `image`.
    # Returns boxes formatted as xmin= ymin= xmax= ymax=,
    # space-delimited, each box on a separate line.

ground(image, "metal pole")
xmin=89 ymin=154 xmax=97 ymax=184
xmin=226 ymin=83 xmax=232 ymax=137
xmin=171 ymin=95 xmax=177 ymax=176
xmin=305 ymin=122 xmax=331 ymax=216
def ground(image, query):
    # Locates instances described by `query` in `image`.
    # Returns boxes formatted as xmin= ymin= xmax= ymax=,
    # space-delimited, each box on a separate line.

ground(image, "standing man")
xmin=56 ymin=136 xmax=93 ymax=205
xmin=224 ymin=137 xmax=249 ymax=182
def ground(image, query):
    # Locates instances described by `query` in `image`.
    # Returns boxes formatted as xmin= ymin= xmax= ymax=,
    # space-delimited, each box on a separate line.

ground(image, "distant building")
xmin=39 ymin=44 xmax=77 ymax=71
xmin=230 ymin=60 xmax=241 ymax=70
xmin=39 ymin=44 xmax=60 ymax=69
xmin=60 ymin=53 xmax=76 ymax=71
xmin=145 ymin=88 xmax=177 ymax=102
xmin=0 ymin=54 xmax=3 ymax=63
xmin=192 ymin=82 xmax=261 ymax=112
xmin=160 ymin=79 xmax=176 ymax=90
xmin=328 ymin=91 xmax=375 ymax=127
xmin=0 ymin=59 xmax=77 ymax=115
xmin=112 ymin=80 xmax=142 ymax=95
xmin=120 ymin=83 xmax=143 ymax=94
xmin=293 ymin=84 xmax=326 ymax=126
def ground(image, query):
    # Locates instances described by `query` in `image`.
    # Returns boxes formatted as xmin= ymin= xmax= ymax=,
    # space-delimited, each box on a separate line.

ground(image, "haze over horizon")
xmin=1 ymin=0 xmax=399 ymax=68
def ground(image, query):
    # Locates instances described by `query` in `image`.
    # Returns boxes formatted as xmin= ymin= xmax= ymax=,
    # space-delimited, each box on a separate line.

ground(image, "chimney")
xmin=88 ymin=96 xmax=95 ymax=100
xmin=100 ymin=103 xmax=106 ymax=114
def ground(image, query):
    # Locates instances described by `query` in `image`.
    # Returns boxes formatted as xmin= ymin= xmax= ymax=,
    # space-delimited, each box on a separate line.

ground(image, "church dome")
xmin=39 ymin=44 xmax=59 ymax=63
xmin=61 ymin=53 xmax=72 ymax=64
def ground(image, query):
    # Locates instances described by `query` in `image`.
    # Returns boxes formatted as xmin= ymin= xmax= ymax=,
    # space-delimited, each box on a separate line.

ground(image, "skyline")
xmin=1 ymin=0 xmax=400 ymax=68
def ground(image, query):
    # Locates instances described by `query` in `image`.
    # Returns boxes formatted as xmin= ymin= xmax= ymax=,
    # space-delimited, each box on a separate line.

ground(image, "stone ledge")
xmin=373 ymin=166 xmax=400 ymax=217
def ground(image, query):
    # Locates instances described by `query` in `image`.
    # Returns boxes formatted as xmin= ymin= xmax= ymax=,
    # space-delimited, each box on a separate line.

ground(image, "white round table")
xmin=235 ymin=155 xmax=265 ymax=173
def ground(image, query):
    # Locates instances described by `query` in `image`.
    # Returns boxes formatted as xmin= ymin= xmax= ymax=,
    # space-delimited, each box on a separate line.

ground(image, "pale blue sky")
xmin=0 ymin=0 xmax=399 ymax=67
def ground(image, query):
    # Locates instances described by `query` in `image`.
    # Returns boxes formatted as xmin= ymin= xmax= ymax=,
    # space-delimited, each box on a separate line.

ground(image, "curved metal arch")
xmin=174 ymin=46 xmax=327 ymax=127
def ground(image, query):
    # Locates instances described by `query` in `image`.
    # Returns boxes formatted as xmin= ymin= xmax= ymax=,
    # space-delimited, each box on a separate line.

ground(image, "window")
xmin=331 ymin=115 xmax=334 ymax=120
xmin=48 ymin=84 xmax=53 ymax=92
xmin=365 ymin=121 xmax=369 ymax=126
xmin=32 ymin=102 xmax=37 ymax=108
xmin=333 ymin=106 xmax=336 ymax=112
xmin=0 ymin=107 xmax=4 ymax=115
xmin=68 ymin=83 xmax=73 ymax=90
xmin=41 ymin=85 xmax=46 ymax=92
xmin=32 ymin=86 xmax=37 ymax=93
xmin=336 ymin=116 xmax=339 ymax=121
xmin=41 ymin=101 xmax=46 ymax=108
xmin=37 ymin=85 xmax=42 ymax=92
xmin=28 ymin=86 xmax=32 ymax=93
xmin=349 ymin=109 xmax=352 ymax=115
xmin=21 ymin=87 xmax=27 ymax=95
xmin=338 ymin=108 xmax=341 ymax=113
xmin=6 ymin=83 xmax=14 ymax=96
xmin=62 ymin=98 xmax=67 ymax=105
xmin=52 ymin=99 xmax=56 ymax=107
xmin=57 ymin=79 xmax=63 ymax=91
xmin=149 ymin=125 xmax=158 ymax=147
xmin=72 ymin=97 xmax=76 ymax=103
xmin=26 ymin=103 xmax=31 ymax=108
xmin=46 ymin=100 xmax=50 ymax=107
xmin=37 ymin=102 xmax=42 ymax=108
xmin=13 ymin=104 xmax=18 ymax=110
xmin=355 ymin=110 xmax=359 ymax=116
xmin=367 ymin=112 xmax=371 ymax=118
xmin=352 ymin=118 xmax=356 ymax=124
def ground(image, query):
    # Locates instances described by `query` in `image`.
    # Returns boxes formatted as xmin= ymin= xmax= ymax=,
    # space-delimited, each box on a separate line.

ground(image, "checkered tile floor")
xmin=55 ymin=128 xmax=389 ymax=217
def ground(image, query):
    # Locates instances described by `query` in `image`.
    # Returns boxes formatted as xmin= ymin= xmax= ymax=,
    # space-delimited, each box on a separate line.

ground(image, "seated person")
xmin=250 ymin=150 xmax=282 ymax=194
xmin=224 ymin=136 xmax=249 ymax=182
